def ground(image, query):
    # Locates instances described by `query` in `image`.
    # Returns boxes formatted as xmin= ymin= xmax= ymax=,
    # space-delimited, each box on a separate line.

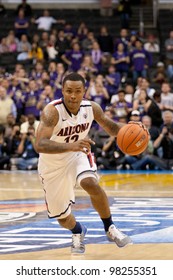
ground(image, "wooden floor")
xmin=0 ymin=170 xmax=173 ymax=260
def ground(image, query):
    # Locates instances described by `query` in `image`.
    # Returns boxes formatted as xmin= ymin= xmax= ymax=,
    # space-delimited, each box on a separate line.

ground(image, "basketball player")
xmin=35 ymin=72 xmax=132 ymax=254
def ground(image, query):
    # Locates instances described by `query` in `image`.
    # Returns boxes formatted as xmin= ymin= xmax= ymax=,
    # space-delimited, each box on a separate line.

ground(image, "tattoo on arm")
xmin=92 ymin=101 xmax=124 ymax=136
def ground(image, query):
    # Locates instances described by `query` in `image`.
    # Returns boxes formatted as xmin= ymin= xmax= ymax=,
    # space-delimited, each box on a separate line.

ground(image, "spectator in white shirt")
xmin=32 ymin=9 xmax=65 ymax=32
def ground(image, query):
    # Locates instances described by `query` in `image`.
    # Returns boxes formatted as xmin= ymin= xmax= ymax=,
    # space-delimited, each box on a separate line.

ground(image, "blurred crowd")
xmin=1 ymin=0 xmax=173 ymax=171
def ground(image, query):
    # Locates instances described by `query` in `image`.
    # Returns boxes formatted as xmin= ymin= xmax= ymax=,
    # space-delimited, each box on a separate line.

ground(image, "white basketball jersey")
xmin=38 ymin=98 xmax=94 ymax=171
xmin=50 ymin=98 xmax=94 ymax=143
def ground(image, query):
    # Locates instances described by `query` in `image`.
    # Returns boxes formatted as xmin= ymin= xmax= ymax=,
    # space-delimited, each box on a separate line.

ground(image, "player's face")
xmin=62 ymin=80 xmax=85 ymax=114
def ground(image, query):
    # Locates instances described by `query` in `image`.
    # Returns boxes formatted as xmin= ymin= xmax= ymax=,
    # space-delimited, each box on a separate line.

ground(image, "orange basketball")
xmin=117 ymin=123 xmax=149 ymax=156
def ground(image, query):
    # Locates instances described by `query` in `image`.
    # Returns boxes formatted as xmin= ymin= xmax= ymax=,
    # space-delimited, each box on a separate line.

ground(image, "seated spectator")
xmin=144 ymin=34 xmax=160 ymax=53
xmin=141 ymin=115 xmax=160 ymax=141
xmin=77 ymin=22 xmax=89 ymax=41
xmin=4 ymin=113 xmax=16 ymax=138
xmin=0 ymin=124 xmax=10 ymax=170
xmin=37 ymin=85 xmax=54 ymax=112
xmin=46 ymin=34 xmax=58 ymax=61
xmin=133 ymin=88 xmax=162 ymax=127
xmin=17 ymin=34 xmax=31 ymax=61
xmin=90 ymin=41 xmax=106 ymax=73
xmin=133 ymin=77 xmax=155 ymax=99
xmin=111 ymin=89 xmax=132 ymax=120
xmin=128 ymin=123 xmax=173 ymax=170
xmin=28 ymin=43 xmax=44 ymax=64
xmin=129 ymin=109 xmax=141 ymax=122
xmin=85 ymin=76 xmax=110 ymax=110
xmin=114 ymin=28 xmax=130 ymax=52
xmin=0 ymin=38 xmax=9 ymax=54
xmin=14 ymin=8 xmax=29 ymax=39
xmin=6 ymin=32 xmax=18 ymax=53
xmin=150 ymin=62 xmax=168 ymax=86
xmin=0 ymin=86 xmax=17 ymax=125
xmin=164 ymin=30 xmax=173 ymax=80
xmin=10 ymin=126 xmax=38 ymax=170
xmin=63 ymin=23 xmax=76 ymax=41
xmin=8 ymin=124 xmax=21 ymax=158
xmin=160 ymin=82 xmax=173 ymax=112
xmin=23 ymin=80 xmax=40 ymax=119
xmin=81 ymin=30 xmax=96 ymax=54
xmin=80 ymin=54 xmax=98 ymax=78
xmin=32 ymin=9 xmax=65 ymax=32
xmin=20 ymin=114 xmax=39 ymax=134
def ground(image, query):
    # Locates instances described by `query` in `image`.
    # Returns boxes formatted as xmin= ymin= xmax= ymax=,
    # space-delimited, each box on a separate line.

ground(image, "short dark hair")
xmin=62 ymin=72 xmax=85 ymax=87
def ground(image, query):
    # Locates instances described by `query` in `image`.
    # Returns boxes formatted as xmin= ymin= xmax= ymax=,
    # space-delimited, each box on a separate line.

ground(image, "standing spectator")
xmin=23 ymin=80 xmax=40 ymax=119
xmin=100 ymin=0 xmax=113 ymax=17
xmin=111 ymin=42 xmax=130 ymax=81
xmin=105 ymin=64 xmax=121 ymax=99
xmin=0 ymin=86 xmax=17 ymax=125
xmin=16 ymin=0 xmax=33 ymax=18
xmin=164 ymin=30 xmax=173 ymax=80
xmin=97 ymin=26 xmax=114 ymax=54
xmin=55 ymin=29 xmax=70 ymax=62
xmin=81 ymin=30 xmax=96 ymax=54
xmin=130 ymin=39 xmax=152 ymax=83
xmin=61 ymin=42 xmax=84 ymax=72
xmin=14 ymin=8 xmax=29 ymax=39
xmin=117 ymin=0 xmax=132 ymax=29
xmin=32 ymin=9 xmax=65 ymax=32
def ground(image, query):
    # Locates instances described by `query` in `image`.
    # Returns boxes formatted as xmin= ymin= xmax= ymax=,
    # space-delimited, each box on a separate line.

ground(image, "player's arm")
xmin=91 ymin=101 xmax=124 ymax=136
xmin=35 ymin=104 xmax=94 ymax=154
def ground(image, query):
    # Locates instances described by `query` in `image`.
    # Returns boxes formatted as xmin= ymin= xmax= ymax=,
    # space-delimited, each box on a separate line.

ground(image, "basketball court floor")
xmin=0 ymin=170 xmax=173 ymax=260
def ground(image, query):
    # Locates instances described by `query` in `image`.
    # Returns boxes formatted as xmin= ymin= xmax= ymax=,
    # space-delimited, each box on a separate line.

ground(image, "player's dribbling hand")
xmin=128 ymin=121 xmax=149 ymax=135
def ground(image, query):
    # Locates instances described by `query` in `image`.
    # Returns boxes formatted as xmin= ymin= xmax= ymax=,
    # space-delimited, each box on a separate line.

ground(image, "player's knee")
xmin=80 ymin=177 xmax=101 ymax=195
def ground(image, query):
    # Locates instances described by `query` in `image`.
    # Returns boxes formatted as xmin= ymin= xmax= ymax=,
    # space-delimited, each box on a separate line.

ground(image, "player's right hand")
xmin=71 ymin=138 xmax=95 ymax=154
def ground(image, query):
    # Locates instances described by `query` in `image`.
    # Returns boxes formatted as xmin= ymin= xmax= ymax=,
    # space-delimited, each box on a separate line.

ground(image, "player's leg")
xmin=80 ymin=177 xmax=132 ymax=247
xmin=58 ymin=213 xmax=87 ymax=254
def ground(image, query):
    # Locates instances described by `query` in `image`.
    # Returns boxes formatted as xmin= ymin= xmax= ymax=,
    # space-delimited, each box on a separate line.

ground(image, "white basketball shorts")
xmin=38 ymin=151 xmax=98 ymax=219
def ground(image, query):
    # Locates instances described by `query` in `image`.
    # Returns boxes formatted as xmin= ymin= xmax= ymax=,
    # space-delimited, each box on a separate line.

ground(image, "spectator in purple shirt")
xmin=61 ymin=42 xmax=84 ymax=72
xmin=105 ymin=64 xmax=121 ymax=98
xmin=130 ymin=39 xmax=152 ymax=83
xmin=14 ymin=9 xmax=29 ymax=39
xmin=111 ymin=42 xmax=130 ymax=81
xmin=23 ymin=79 xmax=40 ymax=119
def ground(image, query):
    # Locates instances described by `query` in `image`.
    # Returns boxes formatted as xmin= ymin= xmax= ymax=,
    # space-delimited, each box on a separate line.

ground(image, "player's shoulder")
xmin=49 ymin=98 xmax=63 ymax=106
xmin=80 ymin=99 xmax=92 ymax=108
